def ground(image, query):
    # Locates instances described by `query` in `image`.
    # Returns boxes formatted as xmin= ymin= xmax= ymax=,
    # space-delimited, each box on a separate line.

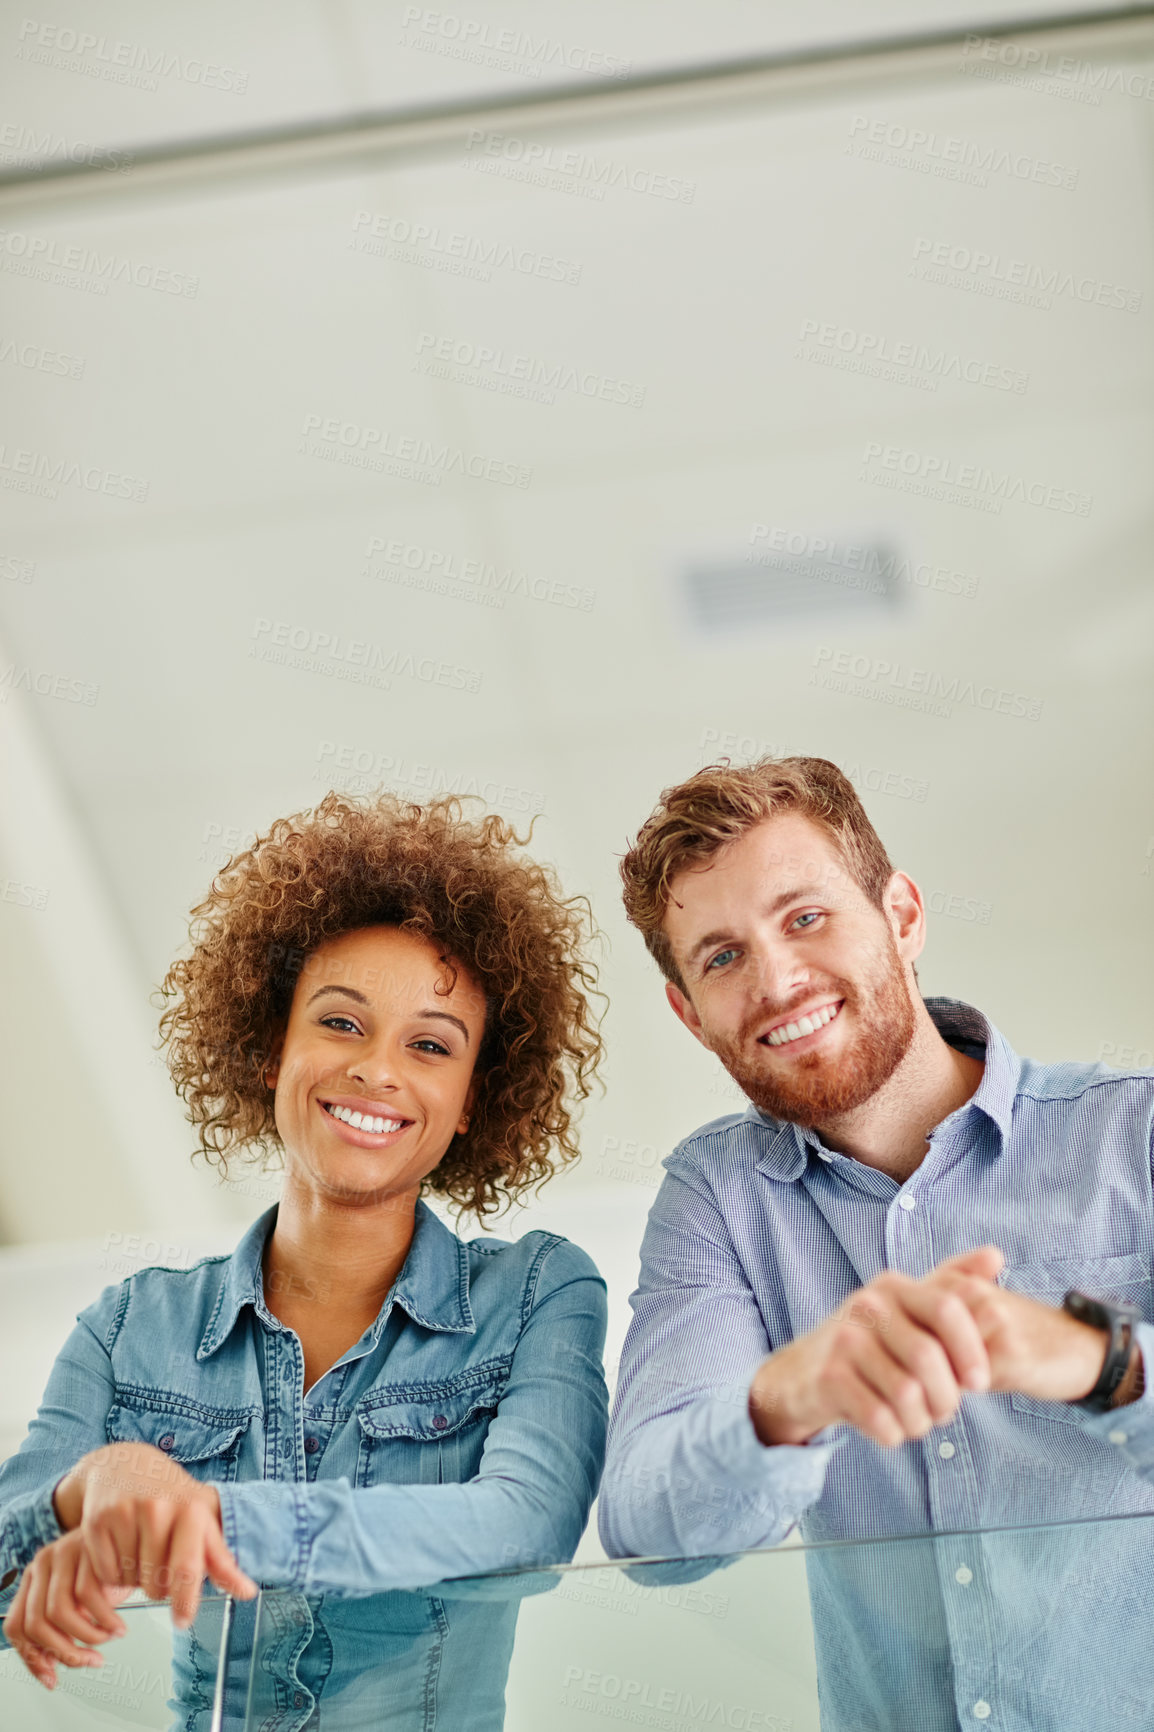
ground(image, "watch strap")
xmin=1063 ymin=1289 xmax=1141 ymax=1412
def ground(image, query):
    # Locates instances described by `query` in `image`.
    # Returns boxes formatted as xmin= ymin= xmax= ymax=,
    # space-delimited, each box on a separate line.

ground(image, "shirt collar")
xmin=749 ymin=995 xmax=1021 ymax=1183
xmin=197 ymin=1197 xmax=476 ymax=1360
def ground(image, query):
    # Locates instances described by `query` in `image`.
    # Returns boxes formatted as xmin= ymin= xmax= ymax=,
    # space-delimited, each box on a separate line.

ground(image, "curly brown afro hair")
xmin=158 ymin=790 xmax=604 ymax=1216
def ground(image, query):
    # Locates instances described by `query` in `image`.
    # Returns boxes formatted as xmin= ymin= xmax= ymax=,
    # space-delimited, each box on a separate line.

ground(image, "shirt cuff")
xmin=0 ymin=1479 xmax=63 ymax=1575
xmin=1073 ymin=1320 xmax=1154 ymax=1463
xmin=702 ymin=1396 xmax=845 ymax=1520
xmin=216 ymin=1481 xmax=309 ymax=1589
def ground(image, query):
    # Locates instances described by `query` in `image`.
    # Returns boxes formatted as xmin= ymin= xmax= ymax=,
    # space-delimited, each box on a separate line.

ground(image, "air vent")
xmin=681 ymin=535 xmax=907 ymax=633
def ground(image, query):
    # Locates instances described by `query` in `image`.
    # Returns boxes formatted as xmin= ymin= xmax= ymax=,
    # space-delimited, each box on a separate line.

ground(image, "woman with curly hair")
xmin=0 ymin=791 xmax=609 ymax=1728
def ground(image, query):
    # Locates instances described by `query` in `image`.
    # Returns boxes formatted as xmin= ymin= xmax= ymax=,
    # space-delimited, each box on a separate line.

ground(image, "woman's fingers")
xmin=83 ymin=1508 xmax=137 ymax=1589
xmin=135 ymin=1502 xmax=171 ymax=1603
xmin=70 ymin=1477 xmax=256 ymax=1633
xmin=166 ymin=1510 xmax=210 ymax=1630
xmin=73 ymin=1547 xmax=128 ymax=1639
xmin=203 ymin=1519 xmax=258 ymax=1602
xmin=20 ymin=1548 xmax=103 ymax=1672
xmin=1 ymin=1569 xmax=54 ymax=1685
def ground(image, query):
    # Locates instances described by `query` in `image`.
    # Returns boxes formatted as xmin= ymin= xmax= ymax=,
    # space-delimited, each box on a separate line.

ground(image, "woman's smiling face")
xmin=264 ymin=925 xmax=487 ymax=1207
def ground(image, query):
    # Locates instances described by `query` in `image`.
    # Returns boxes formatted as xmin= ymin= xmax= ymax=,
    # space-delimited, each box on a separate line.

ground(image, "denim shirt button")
xmin=158 ymin=1434 xmax=175 ymax=1452
xmin=293 ymin=1691 xmax=305 ymax=1709
xmin=432 ymin=1414 xmax=448 ymax=1431
xmin=304 ymin=1435 xmax=320 ymax=1454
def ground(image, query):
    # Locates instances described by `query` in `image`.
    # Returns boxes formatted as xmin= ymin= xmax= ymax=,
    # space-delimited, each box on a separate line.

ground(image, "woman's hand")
xmin=2 ymin=1529 xmax=132 ymax=1688
xmin=53 ymin=1442 xmax=257 ymax=1627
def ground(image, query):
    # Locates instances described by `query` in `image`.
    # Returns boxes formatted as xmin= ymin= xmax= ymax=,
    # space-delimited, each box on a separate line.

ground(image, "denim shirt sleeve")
xmin=599 ymin=1156 xmax=846 ymax=1560
xmin=0 ymin=1287 xmax=122 ymax=1623
xmin=217 ymin=1239 xmax=608 ymax=1595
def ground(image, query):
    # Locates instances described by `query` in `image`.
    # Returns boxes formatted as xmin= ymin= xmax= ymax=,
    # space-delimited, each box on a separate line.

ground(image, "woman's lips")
xmin=318 ymin=1099 xmax=412 ymax=1146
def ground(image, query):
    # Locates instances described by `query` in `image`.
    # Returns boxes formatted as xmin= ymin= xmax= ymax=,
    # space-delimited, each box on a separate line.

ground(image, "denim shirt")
xmin=0 ymin=1200 xmax=608 ymax=1731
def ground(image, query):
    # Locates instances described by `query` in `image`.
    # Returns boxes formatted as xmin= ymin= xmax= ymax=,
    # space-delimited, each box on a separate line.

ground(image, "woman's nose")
xmin=346 ymin=1038 xmax=400 ymax=1088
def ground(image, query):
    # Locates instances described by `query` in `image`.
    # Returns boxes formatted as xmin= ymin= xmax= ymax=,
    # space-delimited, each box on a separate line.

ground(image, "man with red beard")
xmin=600 ymin=757 xmax=1154 ymax=1732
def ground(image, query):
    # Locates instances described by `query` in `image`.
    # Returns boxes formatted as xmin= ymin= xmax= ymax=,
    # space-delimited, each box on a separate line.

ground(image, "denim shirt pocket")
xmin=106 ymin=1395 xmax=255 ymax=1484
xmin=1001 ymin=1251 xmax=1152 ymax=1425
xmin=356 ymin=1361 xmax=510 ymax=1488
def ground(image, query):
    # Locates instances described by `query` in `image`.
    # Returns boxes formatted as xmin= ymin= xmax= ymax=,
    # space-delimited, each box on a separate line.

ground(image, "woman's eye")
xmin=706 ymin=948 xmax=738 ymax=971
xmin=319 ymin=1015 xmax=360 ymax=1033
xmin=412 ymin=1039 xmax=450 ymax=1056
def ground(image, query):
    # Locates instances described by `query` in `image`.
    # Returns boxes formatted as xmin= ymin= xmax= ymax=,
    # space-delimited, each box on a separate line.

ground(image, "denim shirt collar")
xmin=197 ymin=1197 xmax=476 ymax=1361
xmin=749 ymin=996 xmax=1021 ymax=1183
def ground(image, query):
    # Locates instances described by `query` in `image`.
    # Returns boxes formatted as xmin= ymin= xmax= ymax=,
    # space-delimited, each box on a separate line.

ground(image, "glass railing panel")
xmin=12 ymin=1515 xmax=1148 ymax=1730
xmin=241 ymin=1509 xmax=1154 ymax=1731
xmin=0 ymin=1590 xmax=233 ymax=1732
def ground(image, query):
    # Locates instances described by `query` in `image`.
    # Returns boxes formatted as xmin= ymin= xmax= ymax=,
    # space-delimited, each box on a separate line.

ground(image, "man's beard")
xmin=708 ymin=932 xmax=917 ymax=1128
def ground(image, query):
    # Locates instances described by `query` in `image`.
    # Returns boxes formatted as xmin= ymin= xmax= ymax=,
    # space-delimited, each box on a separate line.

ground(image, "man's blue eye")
xmin=793 ymin=912 xmax=820 ymax=929
xmin=707 ymin=949 xmax=737 ymax=970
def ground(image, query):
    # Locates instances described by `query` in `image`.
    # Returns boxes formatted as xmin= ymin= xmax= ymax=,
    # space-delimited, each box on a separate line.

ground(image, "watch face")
xmin=1065 ymin=1290 xmax=1109 ymax=1327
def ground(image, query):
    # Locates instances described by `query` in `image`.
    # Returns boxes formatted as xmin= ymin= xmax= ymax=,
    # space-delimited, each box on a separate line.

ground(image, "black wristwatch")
xmin=1063 ymin=1290 xmax=1142 ymax=1412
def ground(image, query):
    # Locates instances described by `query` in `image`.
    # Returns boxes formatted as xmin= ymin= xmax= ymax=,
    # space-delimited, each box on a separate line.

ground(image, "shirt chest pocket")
xmin=106 ymin=1400 xmax=254 ymax=1485
xmin=999 ymin=1252 xmax=1152 ymax=1426
xmin=355 ymin=1367 xmax=509 ymax=1489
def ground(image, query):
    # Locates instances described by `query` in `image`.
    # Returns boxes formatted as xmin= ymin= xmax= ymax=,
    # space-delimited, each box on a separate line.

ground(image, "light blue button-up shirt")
xmin=601 ymin=999 xmax=1154 ymax=1732
xmin=0 ymin=1200 xmax=608 ymax=1730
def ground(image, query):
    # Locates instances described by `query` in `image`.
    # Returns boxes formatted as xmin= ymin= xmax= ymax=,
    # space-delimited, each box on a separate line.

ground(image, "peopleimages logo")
xmin=413 ymin=332 xmax=645 ymax=408
xmin=812 ymin=646 xmax=1043 ymax=722
xmin=0 ymin=226 xmax=199 ymax=297
xmin=298 ymin=414 xmax=532 ymax=490
xmin=400 ymin=7 xmax=630 ymax=79
xmin=249 ymin=618 xmax=483 ymax=696
xmin=795 ymin=319 xmax=1027 ymax=394
xmin=0 ymin=334 xmax=85 ymax=379
xmin=350 ymin=210 xmax=582 ymax=286
xmin=748 ymin=525 xmax=979 ymax=599
xmin=846 ymin=115 xmax=1078 ymax=189
xmin=558 ymin=1666 xmax=791 ymax=1731
xmin=961 ymin=33 xmax=1154 ymax=103
xmin=909 ymin=236 xmax=1142 ymax=314
xmin=15 ymin=19 xmax=249 ymax=92
xmin=0 ymin=122 xmax=133 ymax=171
xmin=0 ymin=442 xmax=148 ymax=502
xmin=464 ymin=129 xmax=696 ymax=204
xmin=859 ymin=441 xmax=1092 ymax=517
xmin=365 ymin=537 xmax=595 ymax=611
xmin=0 ymin=662 xmax=98 ymax=706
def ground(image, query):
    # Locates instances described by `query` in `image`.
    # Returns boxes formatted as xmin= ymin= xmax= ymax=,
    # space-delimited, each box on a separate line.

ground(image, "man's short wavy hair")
xmin=620 ymin=756 xmax=895 ymax=993
xmin=159 ymin=790 xmax=603 ymax=1217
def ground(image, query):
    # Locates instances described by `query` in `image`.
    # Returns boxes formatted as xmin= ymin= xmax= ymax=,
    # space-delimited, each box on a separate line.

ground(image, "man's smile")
xmin=758 ymin=999 xmax=844 ymax=1052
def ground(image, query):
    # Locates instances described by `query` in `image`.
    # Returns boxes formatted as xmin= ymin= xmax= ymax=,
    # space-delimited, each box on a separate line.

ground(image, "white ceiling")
xmin=1 ymin=2 xmax=1153 ymax=1250
xmin=2 ymin=1 xmax=1135 ymax=153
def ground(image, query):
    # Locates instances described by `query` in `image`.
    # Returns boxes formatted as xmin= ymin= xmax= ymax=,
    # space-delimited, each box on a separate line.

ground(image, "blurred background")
xmin=1 ymin=1 xmax=1152 ymax=1544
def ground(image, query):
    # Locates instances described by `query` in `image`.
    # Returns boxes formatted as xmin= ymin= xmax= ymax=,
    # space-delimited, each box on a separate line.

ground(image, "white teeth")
xmin=325 ymin=1103 xmax=405 ymax=1134
xmin=766 ymin=1002 xmax=841 ymax=1047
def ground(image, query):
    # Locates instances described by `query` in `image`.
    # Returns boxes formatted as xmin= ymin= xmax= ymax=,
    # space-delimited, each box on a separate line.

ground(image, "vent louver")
xmin=682 ymin=537 xmax=907 ymax=633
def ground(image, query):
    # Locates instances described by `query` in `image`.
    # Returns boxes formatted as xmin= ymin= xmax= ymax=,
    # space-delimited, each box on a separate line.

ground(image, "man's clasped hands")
xmin=3 ymin=1243 xmax=1123 ymax=1682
